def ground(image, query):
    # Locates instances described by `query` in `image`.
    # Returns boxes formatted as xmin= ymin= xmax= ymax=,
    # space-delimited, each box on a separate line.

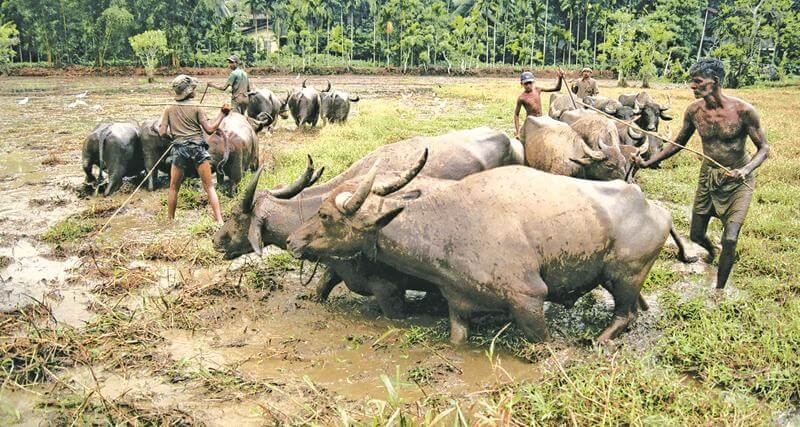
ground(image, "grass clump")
xmin=41 ymin=216 xmax=96 ymax=243
xmin=657 ymin=291 xmax=800 ymax=404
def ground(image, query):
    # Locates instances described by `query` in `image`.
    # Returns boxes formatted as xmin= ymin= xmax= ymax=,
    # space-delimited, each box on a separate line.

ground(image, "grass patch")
xmin=41 ymin=216 xmax=96 ymax=243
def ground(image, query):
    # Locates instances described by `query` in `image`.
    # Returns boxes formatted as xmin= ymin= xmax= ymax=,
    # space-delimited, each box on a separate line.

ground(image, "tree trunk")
xmin=593 ymin=28 xmax=597 ymax=66
xmin=254 ymin=9 xmax=259 ymax=53
xmin=567 ymin=12 xmax=573 ymax=65
xmin=618 ymin=70 xmax=627 ymax=87
xmin=543 ymin=0 xmax=549 ymax=65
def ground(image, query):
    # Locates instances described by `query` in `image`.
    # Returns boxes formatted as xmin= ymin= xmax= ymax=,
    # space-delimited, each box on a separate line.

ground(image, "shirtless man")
xmin=636 ymin=58 xmax=770 ymax=289
xmin=514 ymin=70 xmax=564 ymax=138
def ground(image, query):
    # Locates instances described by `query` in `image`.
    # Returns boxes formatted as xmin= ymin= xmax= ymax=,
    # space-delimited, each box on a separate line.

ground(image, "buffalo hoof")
xmin=679 ymin=253 xmax=699 ymax=264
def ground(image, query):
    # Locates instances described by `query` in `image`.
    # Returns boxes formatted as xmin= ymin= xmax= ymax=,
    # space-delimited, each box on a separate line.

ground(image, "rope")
xmin=96 ymin=143 xmax=173 ymax=234
xmin=564 ymin=94 xmax=755 ymax=192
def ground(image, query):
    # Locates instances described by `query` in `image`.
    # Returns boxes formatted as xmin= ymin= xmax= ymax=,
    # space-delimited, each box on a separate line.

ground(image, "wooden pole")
xmin=558 ymin=67 xmax=579 ymax=109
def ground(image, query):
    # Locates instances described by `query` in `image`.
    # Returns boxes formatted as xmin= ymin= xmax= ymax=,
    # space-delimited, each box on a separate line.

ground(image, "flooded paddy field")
xmin=0 ymin=74 xmax=798 ymax=424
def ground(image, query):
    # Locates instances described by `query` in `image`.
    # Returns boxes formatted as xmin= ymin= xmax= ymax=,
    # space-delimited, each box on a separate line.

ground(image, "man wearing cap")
xmin=571 ymin=67 xmax=599 ymax=99
xmin=514 ymin=69 xmax=565 ymax=138
xmin=159 ymin=74 xmax=230 ymax=224
xmin=208 ymin=55 xmax=251 ymax=114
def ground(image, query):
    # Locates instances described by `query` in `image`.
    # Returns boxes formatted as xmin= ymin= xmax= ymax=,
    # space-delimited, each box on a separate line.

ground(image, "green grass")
xmin=41 ymin=216 xmax=96 ymax=243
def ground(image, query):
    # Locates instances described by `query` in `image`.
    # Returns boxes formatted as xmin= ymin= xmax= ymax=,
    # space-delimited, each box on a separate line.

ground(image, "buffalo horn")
xmin=372 ymin=149 xmax=428 ymax=196
xmin=636 ymin=138 xmax=649 ymax=156
xmin=582 ymin=140 xmax=606 ymax=160
xmin=628 ymin=126 xmax=643 ymax=140
xmin=349 ymin=95 xmax=360 ymax=102
xmin=338 ymin=160 xmax=381 ymax=215
xmin=241 ymin=165 xmax=264 ymax=213
xmin=268 ymin=155 xmax=315 ymax=199
xmin=308 ymin=166 xmax=325 ymax=187
xmin=302 ymin=78 xmax=307 ymax=88
xmin=632 ymin=100 xmax=642 ymax=115
xmin=323 ymin=81 xmax=331 ymax=92
xmin=660 ymin=94 xmax=672 ymax=111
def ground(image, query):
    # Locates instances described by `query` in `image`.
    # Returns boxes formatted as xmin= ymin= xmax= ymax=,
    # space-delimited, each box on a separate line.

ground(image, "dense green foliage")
xmin=2 ymin=0 xmax=798 ymax=85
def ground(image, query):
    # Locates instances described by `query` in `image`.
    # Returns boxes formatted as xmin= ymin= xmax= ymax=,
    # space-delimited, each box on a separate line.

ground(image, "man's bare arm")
xmin=208 ymin=81 xmax=230 ymax=91
xmin=541 ymin=76 xmax=563 ymax=93
xmin=199 ymin=106 xmax=230 ymax=134
xmin=734 ymin=107 xmax=770 ymax=177
xmin=513 ymin=98 xmax=523 ymax=137
xmin=639 ymin=108 xmax=696 ymax=167
xmin=158 ymin=110 xmax=170 ymax=137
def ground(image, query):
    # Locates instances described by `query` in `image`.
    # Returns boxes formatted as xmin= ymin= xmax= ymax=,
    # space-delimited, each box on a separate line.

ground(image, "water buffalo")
xmin=288 ymin=79 xmax=322 ymax=129
xmin=81 ymin=122 xmax=142 ymax=196
xmin=286 ymin=162 xmax=671 ymax=344
xmin=213 ymin=127 xmax=523 ymax=315
xmin=618 ymin=92 xmax=673 ymax=158
xmin=520 ymin=116 xmax=627 ymax=181
xmin=548 ymin=93 xmax=585 ymax=119
xmin=319 ymin=82 xmax=359 ymax=124
xmin=584 ymin=96 xmax=624 ymax=117
xmin=138 ymin=118 xmax=172 ymax=191
xmin=246 ymin=88 xmax=289 ymax=132
xmin=206 ymin=112 xmax=260 ymax=193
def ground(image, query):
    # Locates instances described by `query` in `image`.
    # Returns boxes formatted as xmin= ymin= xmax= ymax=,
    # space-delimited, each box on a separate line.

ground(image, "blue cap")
xmin=520 ymin=71 xmax=535 ymax=83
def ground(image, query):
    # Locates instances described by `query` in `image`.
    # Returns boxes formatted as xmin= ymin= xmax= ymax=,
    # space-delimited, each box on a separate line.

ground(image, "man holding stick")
xmin=159 ymin=75 xmax=230 ymax=224
xmin=636 ymin=58 xmax=770 ymax=289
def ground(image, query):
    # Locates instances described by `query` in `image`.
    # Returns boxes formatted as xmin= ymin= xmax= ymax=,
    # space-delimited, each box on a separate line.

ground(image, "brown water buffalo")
xmin=286 ymin=162 xmax=671 ymax=344
xmin=213 ymin=127 xmax=523 ymax=315
xmin=520 ymin=115 xmax=627 ymax=181
xmin=206 ymin=112 xmax=260 ymax=192
xmin=138 ymin=118 xmax=172 ymax=191
xmin=584 ymin=95 xmax=624 ymax=117
xmin=81 ymin=122 xmax=142 ymax=196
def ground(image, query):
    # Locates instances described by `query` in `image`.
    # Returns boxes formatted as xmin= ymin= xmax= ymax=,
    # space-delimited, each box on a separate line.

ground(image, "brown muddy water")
xmin=0 ymin=75 xmax=718 ymax=424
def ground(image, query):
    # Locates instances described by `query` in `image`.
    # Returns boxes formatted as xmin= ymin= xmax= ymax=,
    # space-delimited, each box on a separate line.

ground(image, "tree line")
xmin=1 ymin=0 xmax=798 ymax=87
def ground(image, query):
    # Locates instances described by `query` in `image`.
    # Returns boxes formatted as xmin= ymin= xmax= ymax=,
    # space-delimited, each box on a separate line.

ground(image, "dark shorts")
xmin=693 ymin=161 xmax=755 ymax=225
xmin=171 ymin=137 xmax=212 ymax=171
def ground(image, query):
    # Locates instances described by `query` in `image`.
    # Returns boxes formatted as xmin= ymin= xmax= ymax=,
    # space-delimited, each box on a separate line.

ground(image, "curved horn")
xmin=268 ymin=155 xmax=315 ymax=199
xmin=628 ymin=126 xmax=643 ymax=140
xmin=632 ymin=100 xmax=642 ymax=115
xmin=248 ymin=216 xmax=265 ymax=255
xmin=372 ymin=149 xmax=428 ymax=196
xmin=302 ymin=78 xmax=307 ymax=88
xmin=349 ymin=95 xmax=360 ymax=102
xmin=338 ymin=160 xmax=381 ymax=215
xmin=660 ymin=94 xmax=672 ymax=111
xmin=241 ymin=165 xmax=264 ymax=213
xmin=323 ymin=81 xmax=331 ymax=92
xmin=582 ymin=140 xmax=606 ymax=160
xmin=636 ymin=139 xmax=649 ymax=156
xmin=308 ymin=166 xmax=325 ymax=187
xmin=597 ymin=138 xmax=610 ymax=151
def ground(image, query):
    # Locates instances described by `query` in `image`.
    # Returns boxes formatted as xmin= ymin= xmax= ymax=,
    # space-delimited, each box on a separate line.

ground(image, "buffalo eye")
xmin=319 ymin=212 xmax=331 ymax=222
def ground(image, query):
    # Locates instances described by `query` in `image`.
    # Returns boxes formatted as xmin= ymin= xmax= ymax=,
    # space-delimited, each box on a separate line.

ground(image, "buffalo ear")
xmin=367 ymin=206 xmax=404 ymax=230
xmin=570 ymin=157 xmax=594 ymax=166
xmin=248 ymin=216 xmax=265 ymax=255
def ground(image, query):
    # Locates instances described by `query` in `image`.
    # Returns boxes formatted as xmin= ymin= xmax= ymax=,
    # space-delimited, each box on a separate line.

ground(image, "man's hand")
xmin=221 ymin=103 xmax=232 ymax=115
xmin=725 ymin=168 xmax=748 ymax=180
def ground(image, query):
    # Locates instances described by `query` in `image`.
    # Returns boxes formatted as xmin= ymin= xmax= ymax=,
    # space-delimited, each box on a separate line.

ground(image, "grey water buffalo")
xmin=520 ymin=115 xmax=627 ymax=181
xmin=319 ymin=83 xmax=359 ymax=124
xmin=548 ymin=93 xmax=583 ymax=119
xmin=584 ymin=96 xmax=624 ymax=117
xmin=138 ymin=118 xmax=172 ymax=191
xmin=286 ymin=162 xmax=671 ymax=344
xmin=246 ymin=88 xmax=289 ymax=132
xmin=213 ymin=127 xmax=523 ymax=315
xmin=206 ymin=112 xmax=260 ymax=192
xmin=81 ymin=122 xmax=143 ymax=196
xmin=288 ymin=79 xmax=322 ymax=129
xmin=618 ymin=92 xmax=673 ymax=158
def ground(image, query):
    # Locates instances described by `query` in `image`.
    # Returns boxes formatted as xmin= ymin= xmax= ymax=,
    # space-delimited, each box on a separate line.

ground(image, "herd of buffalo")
xmin=81 ymin=79 xmax=358 ymax=195
xmin=82 ymin=82 xmax=686 ymax=344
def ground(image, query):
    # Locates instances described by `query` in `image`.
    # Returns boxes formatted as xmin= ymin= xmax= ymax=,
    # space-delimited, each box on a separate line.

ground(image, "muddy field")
xmin=1 ymin=74 xmax=798 ymax=425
